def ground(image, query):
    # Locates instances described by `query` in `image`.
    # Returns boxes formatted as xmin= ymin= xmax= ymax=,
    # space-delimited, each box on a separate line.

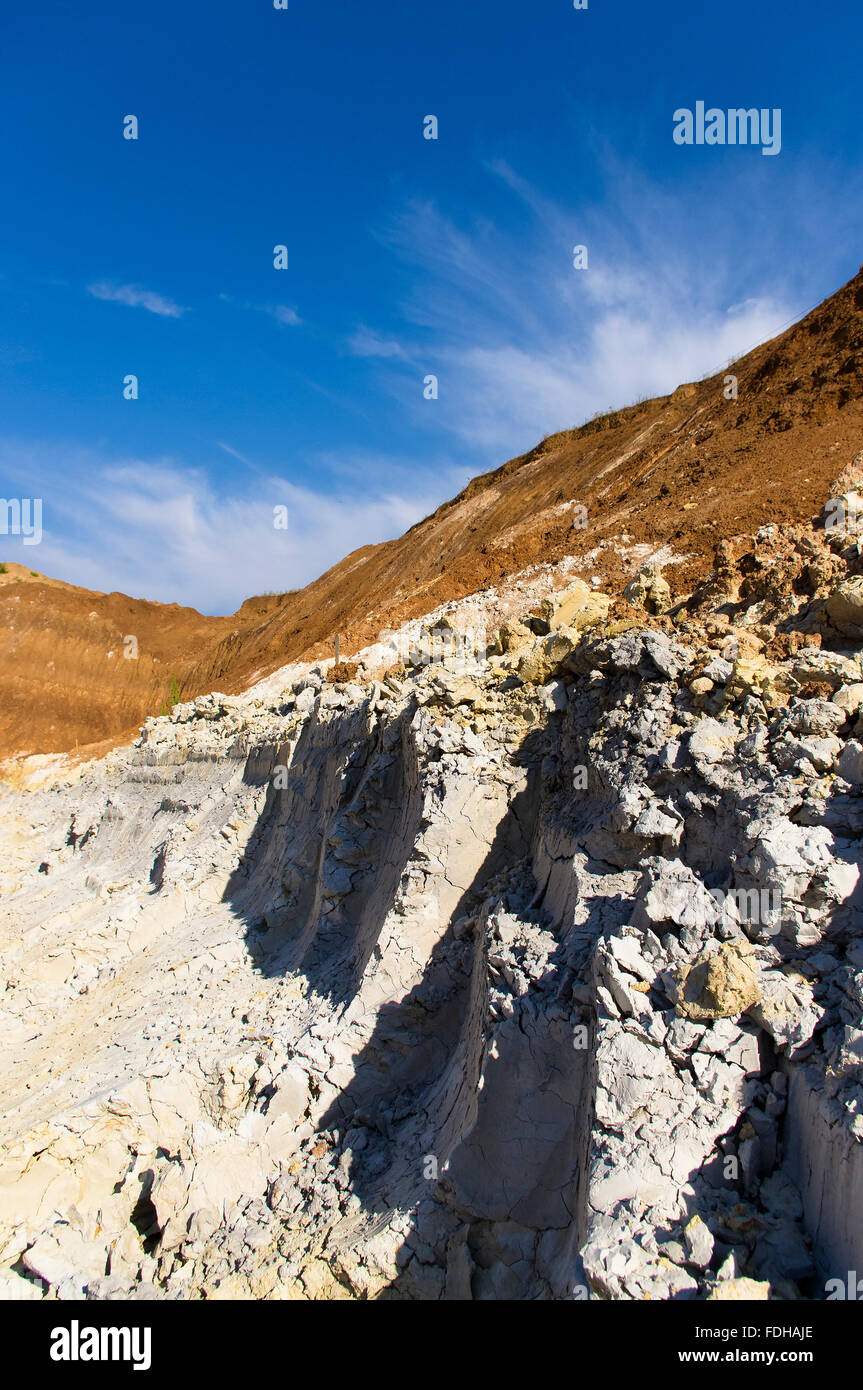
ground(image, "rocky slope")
xmin=3 ymin=473 xmax=863 ymax=1300
xmin=3 ymin=264 xmax=863 ymax=761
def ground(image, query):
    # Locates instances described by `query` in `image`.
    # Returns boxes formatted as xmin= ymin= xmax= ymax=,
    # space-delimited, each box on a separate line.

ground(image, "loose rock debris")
xmin=2 ymin=505 xmax=863 ymax=1301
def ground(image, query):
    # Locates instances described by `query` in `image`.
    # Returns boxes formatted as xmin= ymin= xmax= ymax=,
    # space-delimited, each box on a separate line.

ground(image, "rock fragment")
xmin=623 ymin=563 xmax=672 ymax=614
xmin=677 ymin=941 xmax=761 ymax=1022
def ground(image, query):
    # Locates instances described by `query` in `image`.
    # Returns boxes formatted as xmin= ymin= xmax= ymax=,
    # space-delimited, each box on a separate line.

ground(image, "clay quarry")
xmin=1 ymin=267 xmax=863 ymax=1304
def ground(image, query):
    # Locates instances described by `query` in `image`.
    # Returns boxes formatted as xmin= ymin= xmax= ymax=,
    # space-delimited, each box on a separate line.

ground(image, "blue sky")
xmin=1 ymin=0 xmax=862 ymax=612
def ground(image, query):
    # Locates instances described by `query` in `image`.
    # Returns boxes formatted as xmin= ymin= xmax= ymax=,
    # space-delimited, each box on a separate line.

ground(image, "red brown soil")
xmin=3 ymin=265 xmax=862 ymax=761
xmin=0 ymin=576 xmax=288 ymax=761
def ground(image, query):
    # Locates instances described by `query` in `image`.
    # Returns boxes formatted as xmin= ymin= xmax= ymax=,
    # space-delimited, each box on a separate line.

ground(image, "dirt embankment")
xmin=2 ymin=265 xmax=862 ymax=759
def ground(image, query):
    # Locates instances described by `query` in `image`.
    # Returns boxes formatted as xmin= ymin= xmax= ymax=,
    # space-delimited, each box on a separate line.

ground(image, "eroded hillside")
xmin=3 ymin=265 xmax=863 ymax=761
xmin=3 ymin=488 xmax=863 ymax=1300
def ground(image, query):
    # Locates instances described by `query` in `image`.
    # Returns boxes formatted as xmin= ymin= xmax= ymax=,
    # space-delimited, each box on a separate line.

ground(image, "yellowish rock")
xmin=725 ymin=654 xmax=793 ymax=711
xmin=708 ymin=1277 xmax=771 ymax=1301
xmin=300 ymin=1258 xmax=354 ymax=1300
xmin=499 ymin=618 xmax=534 ymax=653
xmin=677 ymin=940 xmax=761 ymax=1022
xmin=541 ymin=580 xmax=611 ymax=632
xmin=623 ymin=564 xmax=672 ymax=615
xmin=827 ymin=577 xmax=863 ymax=636
xmin=518 ymin=630 xmax=581 ymax=685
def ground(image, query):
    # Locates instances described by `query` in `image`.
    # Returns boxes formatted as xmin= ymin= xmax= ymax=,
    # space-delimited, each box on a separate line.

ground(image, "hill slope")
xmin=3 ymin=264 xmax=862 ymax=759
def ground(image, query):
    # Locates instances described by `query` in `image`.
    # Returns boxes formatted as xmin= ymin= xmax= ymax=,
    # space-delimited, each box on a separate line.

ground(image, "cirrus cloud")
xmin=87 ymin=281 xmax=187 ymax=318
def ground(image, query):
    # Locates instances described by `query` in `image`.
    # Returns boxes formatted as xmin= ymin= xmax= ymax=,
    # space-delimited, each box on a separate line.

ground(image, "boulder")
xmin=826 ymin=577 xmax=863 ymax=636
xmin=726 ymin=654 xmax=792 ymax=710
xmin=838 ymin=740 xmax=863 ymax=786
xmin=518 ymin=629 xmax=581 ymax=685
xmin=688 ymin=716 xmax=738 ymax=765
xmin=774 ymin=735 xmax=840 ymax=773
xmin=22 ymin=1225 xmax=108 ymax=1289
xmin=431 ymin=675 xmax=486 ymax=709
xmin=708 ymin=1277 xmax=770 ymax=1301
xmin=623 ymin=564 xmax=672 ymax=614
xmin=677 ymin=941 xmax=761 ymax=1022
xmin=832 ymin=683 xmax=863 ymax=717
xmin=683 ymin=1214 xmax=715 ymax=1269
xmin=748 ymin=970 xmax=820 ymax=1052
xmin=783 ymin=699 xmax=845 ymax=737
xmin=541 ymin=580 xmax=611 ymax=632
xmin=688 ymin=676 xmax=714 ymax=699
xmin=499 ymin=618 xmax=534 ymax=654
xmin=632 ymin=857 xmax=723 ymax=935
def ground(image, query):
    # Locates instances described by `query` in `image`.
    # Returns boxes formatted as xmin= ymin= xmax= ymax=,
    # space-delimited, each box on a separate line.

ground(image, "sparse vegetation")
xmin=160 ymin=676 xmax=181 ymax=718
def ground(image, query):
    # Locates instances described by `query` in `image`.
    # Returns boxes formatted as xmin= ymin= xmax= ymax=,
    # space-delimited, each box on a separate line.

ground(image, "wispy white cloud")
xmin=87 ymin=282 xmax=186 ymax=318
xmin=346 ymin=327 xmax=410 ymax=359
xmin=219 ymin=293 xmax=301 ymax=326
xmin=270 ymin=304 xmax=301 ymax=325
xmin=215 ymin=441 xmax=263 ymax=472
xmin=0 ymin=440 xmax=457 ymax=614
xmin=14 ymin=153 xmax=860 ymax=616
xmin=360 ymin=155 xmax=858 ymax=456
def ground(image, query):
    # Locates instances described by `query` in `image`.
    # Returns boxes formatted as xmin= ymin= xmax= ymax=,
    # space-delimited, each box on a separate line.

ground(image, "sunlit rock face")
xmin=2 ymin=522 xmax=863 ymax=1302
